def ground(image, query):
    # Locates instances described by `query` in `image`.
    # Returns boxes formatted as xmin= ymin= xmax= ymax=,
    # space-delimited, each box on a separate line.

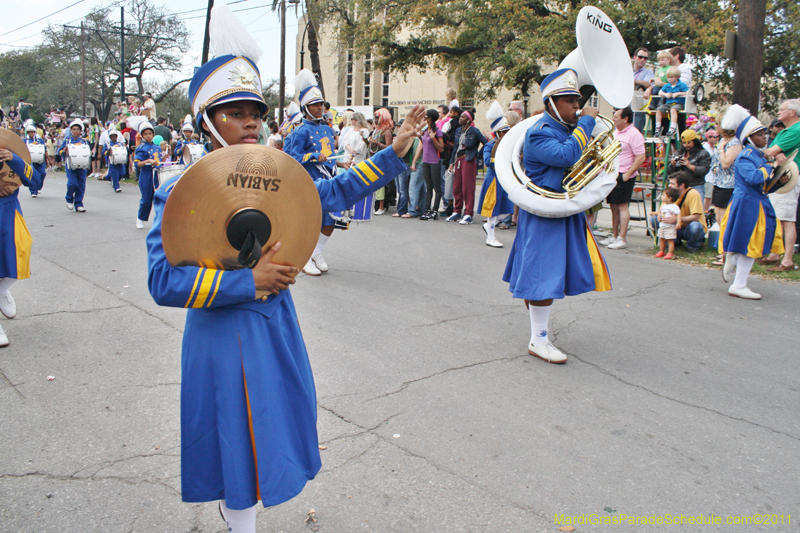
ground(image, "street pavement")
xmin=1 ymin=171 xmax=798 ymax=532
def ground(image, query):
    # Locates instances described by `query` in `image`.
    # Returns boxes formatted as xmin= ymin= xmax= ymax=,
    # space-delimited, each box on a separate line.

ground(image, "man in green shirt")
xmin=762 ymin=98 xmax=800 ymax=271
xmin=18 ymin=99 xmax=33 ymax=123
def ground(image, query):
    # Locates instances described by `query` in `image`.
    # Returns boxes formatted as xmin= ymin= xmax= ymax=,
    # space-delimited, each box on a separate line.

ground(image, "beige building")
xmin=295 ymin=19 xmax=617 ymax=130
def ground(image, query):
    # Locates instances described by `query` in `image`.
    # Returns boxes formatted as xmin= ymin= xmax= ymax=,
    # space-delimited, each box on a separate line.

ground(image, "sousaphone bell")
xmin=161 ymin=144 xmax=321 ymax=298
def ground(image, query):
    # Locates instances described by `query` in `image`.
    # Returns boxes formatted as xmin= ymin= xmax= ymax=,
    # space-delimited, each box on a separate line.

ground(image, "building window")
xmin=382 ymin=72 xmax=389 ymax=107
xmin=345 ymin=49 xmax=354 ymax=106
xmin=363 ymin=53 xmax=371 ymax=106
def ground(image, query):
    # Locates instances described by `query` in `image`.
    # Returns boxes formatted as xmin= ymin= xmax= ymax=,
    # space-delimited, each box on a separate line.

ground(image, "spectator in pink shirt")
xmin=600 ymin=107 xmax=646 ymax=249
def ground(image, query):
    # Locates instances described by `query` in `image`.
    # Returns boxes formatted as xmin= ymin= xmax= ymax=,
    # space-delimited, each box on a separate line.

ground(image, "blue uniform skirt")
xmin=478 ymin=168 xmax=515 ymax=217
xmin=0 ymin=195 xmax=32 ymax=280
xmin=719 ymin=191 xmax=784 ymax=257
xmin=503 ymin=210 xmax=611 ymax=301
xmin=180 ymin=290 xmax=321 ymax=510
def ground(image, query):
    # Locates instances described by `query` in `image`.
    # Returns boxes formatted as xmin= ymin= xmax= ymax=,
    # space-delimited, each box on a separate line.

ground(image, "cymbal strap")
xmin=238 ymin=230 xmax=262 ymax=269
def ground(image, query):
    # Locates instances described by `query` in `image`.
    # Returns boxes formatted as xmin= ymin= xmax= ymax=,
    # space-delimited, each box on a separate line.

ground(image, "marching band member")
xmin=145 ymin=7 xmax=424 ymax=532
xmin=502 ymin=68 xmax=611 ymax=364
xmin=174 ymin=118 xmax=200 ymax=164
xmin=0 ymin=132 xmax=43 ymax=347
xmin=477 ymin=102 xmax=514 ymax=248
xmin=23 ymin=124 xmax=47 ymax=197
xmin=279 ymin=101 xmax=302 ymax=138
xmin=283 ymin=69 xmax=341 ymax=276
xmin=58 ymin=119 xmax=90 ymax=212
xmin=103 ymin=130 xmax=125 ymax=193
xmin=719 ymin=105 xmax=787 ymax=299
xmin=134 ymin=121 xmax=162 ymax=229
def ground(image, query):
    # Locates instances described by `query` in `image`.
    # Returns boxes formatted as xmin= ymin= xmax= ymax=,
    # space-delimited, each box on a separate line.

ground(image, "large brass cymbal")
xmin=161 ymin=144 xmax=322 ymax=284
xmin=0 ymin=128 xmax=31 ymax=194
xmin=769 ymin=148 xmax=798 ymax=195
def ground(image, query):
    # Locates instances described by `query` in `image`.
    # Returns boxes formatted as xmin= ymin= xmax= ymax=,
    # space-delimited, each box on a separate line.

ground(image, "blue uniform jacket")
xmin=146 ymin=146 xmax=408 ymax=510
xmin=478 ymin=140 xmax=515 ymax=217
xmin=503 ymin=111 xmax=611 ymax=301
xmin=1 ymin=154 xmax=42 ymax=279
xmin=104 ymin=141 xmax=127 ymax=178
xmin=720 ymin=145 xmax=782 ymax=257
xmin=134 ymin=141 xmax=161 ymax=182
xmin=283 ymin=119 xmax=337 ymax=180
xmin=175 ymin=138 xmax=200 ymax=164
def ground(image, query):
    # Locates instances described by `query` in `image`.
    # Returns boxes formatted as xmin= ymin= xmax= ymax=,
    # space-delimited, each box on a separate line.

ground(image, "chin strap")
xmin=201 ymin=114 xmax=229 ymax=148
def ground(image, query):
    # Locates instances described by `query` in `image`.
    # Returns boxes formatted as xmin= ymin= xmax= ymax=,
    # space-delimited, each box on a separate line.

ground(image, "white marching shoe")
xmin=0 ymin=323 xmax=8 ymax=347
xmin=528 ymin=341 xmax=568 ymax=364
xmin=136 ymin=219 xmax=144 ymax=229
xmin=311 ymin=254 xmax=328 ymax=272
xmin=486 ymin=238 xmax=503 ymax=248
xmin=722 ymin=253 xmax=735 ymax=283
xmin=728 ymin=285 xmax=761 ymax=300
xmin=302 ymin=258 xmax=322 ymax=276
xmin=0 ymin=291 xmax=16 ymax=319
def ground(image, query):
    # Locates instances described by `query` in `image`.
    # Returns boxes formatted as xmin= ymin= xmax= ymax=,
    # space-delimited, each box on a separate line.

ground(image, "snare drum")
xmin=156 ymin=164 xmax=184 ymax=185
xmin=66 ymin=143 xmax=91 ymax=170
xmin=27 ymin=144 xmax=46 ymax=165
xmin=110 ymin=145 xmax=128 ymax=165
xmin=183 ymin=144 xmax=204 ymax=164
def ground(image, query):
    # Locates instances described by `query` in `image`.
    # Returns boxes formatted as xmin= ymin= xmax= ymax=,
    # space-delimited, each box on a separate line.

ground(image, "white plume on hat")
xmin=287 ymin=101 xmax=301 ymax=123
xmin=126 ymin=115 xmax=148 ymax=132
xmin=210 ymin=4 xmax=262 ymax=63
xmin=486 ymin=101 xmax=509 ymax=133
xmin=721 ymin=104 xmax=750 ymax=131
xmin=295 ymin=68 xmax=324 ymax=107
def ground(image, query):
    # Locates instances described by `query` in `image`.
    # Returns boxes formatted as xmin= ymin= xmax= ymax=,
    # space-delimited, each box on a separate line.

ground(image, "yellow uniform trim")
xmin=356 ymin=161 xmax=380 ymax=183
xmin=573 ymin=127 xmax=587 ymax=149
xmin=24 ymin=164 xmax=32 ymax=179
xmin=585 ymin=225 xmax=612 ymax=292
xmin=192 ymin=269 xmax=217 ymax=308
xmin=365 ymin=159 xmax=384 ymax=176
xmin=351 ymin=165 xmax=370 ymax=185
xmin=14 ymin=211 xmax=32 ymax=280
xmin=206 ymin=271 xmax=223 ymax=307
xmin=760 ymin=167 xmax=769 ymax=181
xmin=480 ymin=178 xmax=497 ymax=216
xmin=770 ymin=219 xmax=785 ymax=255
xmin=184 ymin=269 xmax=204 ymax=308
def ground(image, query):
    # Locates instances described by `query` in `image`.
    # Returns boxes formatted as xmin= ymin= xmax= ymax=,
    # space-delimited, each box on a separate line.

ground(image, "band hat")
xmin=182 ymin=122 xmax=194 ymax=132
xmin=295 ymin=68 xmax=324 ymax=107
xmin=68 ymin=119 xmax=84 ymax=131
xmin=486 ymin=101 xmax=509 ymax=133
xmin=736 ymin=116 xmax=765 ymax=144
xmin=540 ymin=68 xmax=581 ymax=102
xmin=680 ymin=129 xmax=700 ymax=143
xmin=138 ymin=121 xmax=155 ymax=134
xmin=25 ymin=124 xmax=37 ymax=133
xmin=287 ymin=101 xmax=302 ymax=123
xmin=109 ymin=130 xmax=119 ymax=137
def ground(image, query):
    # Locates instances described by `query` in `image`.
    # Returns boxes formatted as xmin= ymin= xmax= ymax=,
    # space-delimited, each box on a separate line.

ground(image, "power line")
xmin=174 ymin=0 xmax=256 ymax=17
xmin=179 ymin=4 xmax=273 ymax=21
xmin=0 ymin=0 xmax=86 ymax=38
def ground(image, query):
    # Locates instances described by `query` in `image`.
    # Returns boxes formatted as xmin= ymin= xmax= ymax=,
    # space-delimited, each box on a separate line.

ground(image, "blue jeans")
xmin=633 ymin=112 xmax=647 ymax=134
xmin=441 ymin=162 xmax=452 ymax=203
xmin=395 ymin=168 xmax=410 ymax=215
xmin=650 ymin=215 xmax=705 ymax=250
xmin=408 ymin=167 xmax=425 ymax=216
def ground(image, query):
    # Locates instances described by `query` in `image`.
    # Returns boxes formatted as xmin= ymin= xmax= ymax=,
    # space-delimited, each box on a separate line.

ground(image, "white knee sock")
xmin=0 ymin=278 xmax=15 ymax=295
xmin=486 ymin=216 xmax=498 ymax=241
xmin=313 ymin=234 xmax=329 ymax=256
xmin=529 ymin=304 xmax=552 ymax=346
xmin=219 ymin=501 xmax=257 ymax=533
xmin=731 ymin=254 xmax=754 ymax=289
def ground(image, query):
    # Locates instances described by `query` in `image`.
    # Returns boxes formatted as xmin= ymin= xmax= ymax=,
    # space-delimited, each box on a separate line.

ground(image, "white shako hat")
xmin=295 ymin=68 xmax=324 ymax=108
xmin=68 ymin=119 xmax=84 ymax=131
xmin=182 ymin=114 xmax=194 ymax=132
xmin=188 ymin=5 xmax=267 ymax=147
xmin=540 ymin=68 xmax=581 ymax=102
xmin=722 ymin=104 xmax=766 ymax=144
xmin=25 ymin=124 xmax=37 ymax=133
xmin=138 ymin=121 xmax=155 ymax=135
xmin=287 ymin=101 xmax=302 ymax=123
xmin=486 ymin=101 xmax=509 ymax=133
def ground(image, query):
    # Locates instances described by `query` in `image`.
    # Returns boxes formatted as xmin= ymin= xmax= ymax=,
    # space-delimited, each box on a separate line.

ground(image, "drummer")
xmin=145 ymin=6 xmax=424 ymax=531
xmin=134 ymin=122 xmax=162 ymax=229
xmin=23 ymin=124 xmax=47 ymax=198
xmin=174 ymin=121 xmax=202 ymax=164
xmin=104 ymin=130 xmax=125 ymax=193
xmin=58 ymin=120 xmax=90 ymax=212
xmin=0 ymin=131 xmax=43 ymax=347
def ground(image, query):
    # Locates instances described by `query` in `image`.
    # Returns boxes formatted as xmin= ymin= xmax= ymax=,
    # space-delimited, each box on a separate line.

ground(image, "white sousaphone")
xmin=495 ymin=5 xmax=634 ymax=218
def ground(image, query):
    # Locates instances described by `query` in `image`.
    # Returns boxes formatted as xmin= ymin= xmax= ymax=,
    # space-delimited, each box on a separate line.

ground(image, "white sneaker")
xmin=528 ymin=341 xmax=567 ymax=364
xmin=598 ymin=235 xmax=615 ymax=246
xmin=66 ymin=202 xmax=74 ymax=210
xmin=311 ymin=254 xmax=328 ymax=272
xmin=0 ymin=323 xmax=8 ymax=347
xmin=459 ymin=215 xmax=473 ymax=225
xmin=76 ymin=206 xmax=86 ymax=212
xmin=486 ymin=238 xmax=503 ymax=248
xmin=607 ymin=237 xmax=628 ymax=249
xmin=303 ymin=258 xmax=322 ymax=276
xmin=722 ymin=253 xmax=735 ymax=283
xmin=0 ymin=291 xmax=16 ymax=319
xmin=31 ymin=193 xmax=38 ymax=198
xmin=728 ymin=285 xmax=761 ymax=300
xmin=136 ymin=219 xmax=144 ymax=229
xmin=374 ymin=209 xmax=386 ymax=216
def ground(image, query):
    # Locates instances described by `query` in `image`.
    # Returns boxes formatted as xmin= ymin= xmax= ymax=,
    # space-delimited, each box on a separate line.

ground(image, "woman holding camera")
xmin=669 ymin=129 xmax=711 ymax=198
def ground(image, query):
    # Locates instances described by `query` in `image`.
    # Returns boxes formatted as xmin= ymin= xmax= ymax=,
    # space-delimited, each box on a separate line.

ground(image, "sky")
xmin=0 ymin=0 xmax=304 ymax=95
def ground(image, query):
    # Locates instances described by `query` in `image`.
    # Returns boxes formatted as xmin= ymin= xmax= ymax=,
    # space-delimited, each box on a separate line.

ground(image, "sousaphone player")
xmin=145 ymin=6 xmax=425 ymax=532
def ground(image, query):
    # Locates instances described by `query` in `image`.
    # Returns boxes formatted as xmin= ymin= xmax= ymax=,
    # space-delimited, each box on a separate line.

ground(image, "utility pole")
xmin=202 ymin=0 xmax=214 ymax=64
xmin=81 ymin=22 xmax=86 ymax=116
xmin=732 ymin=0 xmax=766 ymax=114
xmin=279 ymin=0 xmax=286 ymax=121
xmin=120 ymin=7 xmax=125 ymax=105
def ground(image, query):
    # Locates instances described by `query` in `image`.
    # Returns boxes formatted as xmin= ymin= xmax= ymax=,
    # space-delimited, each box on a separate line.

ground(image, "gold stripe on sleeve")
xmin=205 ymin=271 xmax=223 ymax=307
xmin=192 ymin=269 xmax=217 ymax=308
xmin=365 ymin=159 xmax=384 ymax=176
xmin=356 ymin=162 xmax=379 ymax=183
xmin=184 ymin=269 xmax=204 ymax=308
